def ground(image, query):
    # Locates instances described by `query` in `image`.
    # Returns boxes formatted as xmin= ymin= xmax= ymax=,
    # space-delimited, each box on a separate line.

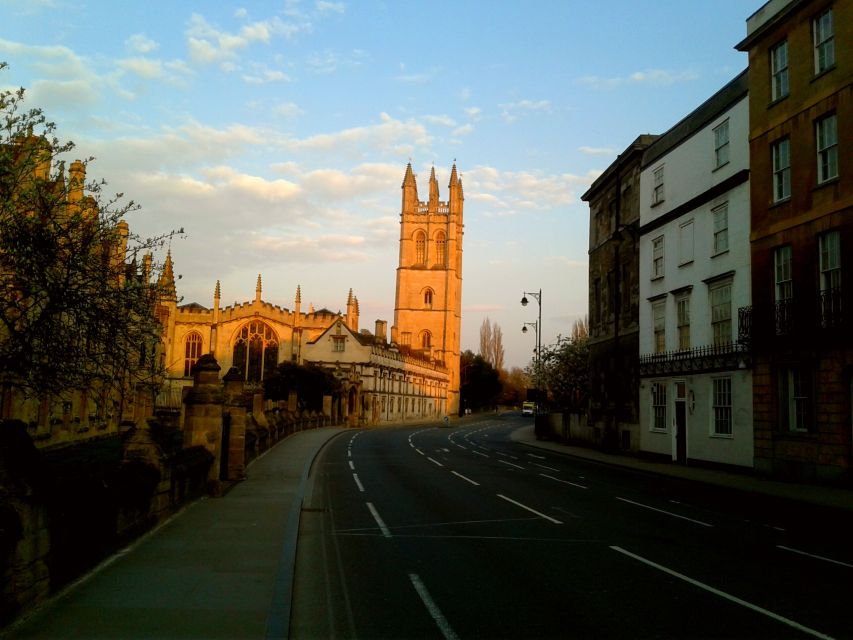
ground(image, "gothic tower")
xmin=393 ymin=162 xmax=463 ymax=415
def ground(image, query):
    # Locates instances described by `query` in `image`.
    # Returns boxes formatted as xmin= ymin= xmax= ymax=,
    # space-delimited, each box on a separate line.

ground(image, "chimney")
xmin=375 ymin=320 xmax=387 ymax=343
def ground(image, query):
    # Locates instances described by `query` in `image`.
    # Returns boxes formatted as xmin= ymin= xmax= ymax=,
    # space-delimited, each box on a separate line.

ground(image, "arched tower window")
xmin=184 ymin=332 xmax=203 ymax=377
xmin=415 ymin=231 xmax=426 ymax=265
xmin=232 ymin=320 xmax=279 ymax=383
xmin=420 ymin=331 xmax=431 ymax=350
xmin=435 ymin=231 xmax=446 ymax=266
xmin=424 ymin=288 xmax=434 ymax=308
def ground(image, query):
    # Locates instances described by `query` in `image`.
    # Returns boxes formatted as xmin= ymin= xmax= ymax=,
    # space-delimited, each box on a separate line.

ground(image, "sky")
xmin=0 ymin=0 xmax=754 ymax=370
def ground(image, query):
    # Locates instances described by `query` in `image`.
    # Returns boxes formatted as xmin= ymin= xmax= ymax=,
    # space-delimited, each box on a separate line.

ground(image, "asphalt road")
xmin=291 ymin=413 xmax=853 ymax=640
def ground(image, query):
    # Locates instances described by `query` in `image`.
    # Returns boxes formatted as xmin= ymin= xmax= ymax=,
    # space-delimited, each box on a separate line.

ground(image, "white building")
xmin=638 ymin=70 xmax=753 ymax=468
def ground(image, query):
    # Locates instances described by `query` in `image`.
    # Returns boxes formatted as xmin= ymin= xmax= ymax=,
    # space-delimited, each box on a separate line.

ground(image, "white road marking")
xmin=498 ymin=459 xmax=524 ymax=470
xmin=348 ymin=460 xmax=355 ymax=471
xmin=352 ymin=473 xmax=364 ymax=493
xmin=366 ymin=502 xmax=391 ymax=538
xmin=611 ymin=546 xmax=836 ymax=640
xmin=427 ymin=456 xmax=444 ymax=467
xmin=540 ymin=474 xmax=588 ymax=490
xmin=455 ymin=444 xmax=467 ymax=451
xmin=534 ymin=463 xmax=560 ymax=472
xmin=347 ymin=450 xmax=352 ymax=458
xmin=496 ymin=451 xmax=518 ymax=460
xmin=409 ymin=574 xmax=459 ymax=640
xmin=472 ymin=450 xmax=489 ymax=459
xmin=615 ymin=497 xmax=713 ymax=527
xmin=527 ymin=453 xmax=546 ymax=459
xmin=497 ymin=494 xmax=563 ymax=525
xmin=415 ymin=448 xmax=425 ymax=456
xmin=777 ymin=545 xmax=853 ymax=569
xmin=451 ymin=471 xmax=480 ymax=486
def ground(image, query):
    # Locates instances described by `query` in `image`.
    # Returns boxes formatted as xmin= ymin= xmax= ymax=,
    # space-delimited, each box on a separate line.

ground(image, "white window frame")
xmin=780 ymin=367 xmax=812 ymax=432
xmin=652 ymin=300 xmax=666 ymax=354
xmin=712 ymin=203 xmax=729 ymax=255
xmin=819 ymin=230 xmax=841 ymax=292
xmin=774 ymin=245 xmax=793 ymax=303
xmin=652 ymin=166 xmax=664 ymax=205
xmin=772 ymin=138 xmax=791 ymax=202
xmin=816 ymin=114 xmax=838 ymax=184
xmin=679 ymin=220 xmax=694 ymax=266
xmin=813 ymin=8 xmax=834 ymax=74
xmin=713 ymin=119 xmax=730 ymax=169
xmin=651 ymin=382 xmax=667 ymax=432
xmin=676 ymin=294 xmax=690 ymax=351
xmin=332 ymin=336 xmax=346 ymax=352
xmin=652 ymin=235 xmax=665 ymax=279
xmin=712 ymin=377 xmax=733 ymax=436
xmin=770 ymin=40 xmax=789 ymax=101
xmin=710 ymin=281 xmax=733 ymax=346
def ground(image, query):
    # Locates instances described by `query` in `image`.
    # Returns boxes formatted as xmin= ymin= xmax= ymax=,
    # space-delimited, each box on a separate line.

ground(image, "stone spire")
xmin=215 ymin=280 xmax=221 ymax=300
xmin=346 ymin=288 xmax=359 ymax=332
xmin=428 ymin=165 xmax=439 ymax=212
xmin=158 ymin=251 xmax=177 ymax=301
xmin=255 ymin=274 xmax=262 ymax=302
xmin=295 ymin=284 xmax=301 ymax=304
xmin=401 ymin=161 xmax=419 ymax=213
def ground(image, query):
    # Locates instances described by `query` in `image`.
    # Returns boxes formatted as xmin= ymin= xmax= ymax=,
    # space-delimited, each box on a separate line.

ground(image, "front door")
xmin=674 ymin=381 xmax=687 ymax=464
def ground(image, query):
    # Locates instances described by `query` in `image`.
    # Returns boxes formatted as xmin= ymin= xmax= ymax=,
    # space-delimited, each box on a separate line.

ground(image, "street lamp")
xmin=521 ymin=289 xmax=542 ymax=404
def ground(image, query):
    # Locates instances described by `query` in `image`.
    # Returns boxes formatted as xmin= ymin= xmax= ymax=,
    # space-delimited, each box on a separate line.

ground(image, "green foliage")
xmin=0 ymin=63 xmax=182 ymax=398
xmin=263 ymin=361 xmax=342 ymax=413
xmin=538 ymin=326 xmax=590 ymax=412
xmin=459 ymin=350 xmax=502 ymax=413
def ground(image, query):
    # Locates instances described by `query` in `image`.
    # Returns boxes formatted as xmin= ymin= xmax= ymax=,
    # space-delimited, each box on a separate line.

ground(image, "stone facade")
xmin=737 ymin=0 xmax=852 ymax=482
xmin=583 ymin=135 xmax=657 ymax=452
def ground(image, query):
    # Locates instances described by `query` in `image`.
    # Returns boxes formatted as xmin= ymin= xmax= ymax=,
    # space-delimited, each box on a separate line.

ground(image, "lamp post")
xmin=521 ymin=289 xmax=542 ymax=404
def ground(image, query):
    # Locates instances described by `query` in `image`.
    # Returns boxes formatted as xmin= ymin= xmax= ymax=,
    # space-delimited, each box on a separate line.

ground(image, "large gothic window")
xmin=415 ymin=231 xmax=426 ymax=265
xmin=434 ymin=231 xmax=446 ymax=266
xmin=232 ymin=320 xmax=279 ymax=383
xmin=184 ymin=332 xmax=203 ymax=377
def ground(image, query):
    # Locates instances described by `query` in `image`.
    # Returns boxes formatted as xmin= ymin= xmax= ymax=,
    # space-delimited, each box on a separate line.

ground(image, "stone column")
xmin=183 ymin=354 xmax=224 ymax=485
xmin=222 ymin=368 xmax=246 ymax=481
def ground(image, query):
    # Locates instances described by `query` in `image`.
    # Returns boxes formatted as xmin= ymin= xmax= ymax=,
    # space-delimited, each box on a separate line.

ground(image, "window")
xmin=232 ymin=320 xmax=278 ymax=383
xmin=400 ymin=332 xmax=411 ymax=346
xmin=651 ymin=382 xmax=667 ymax=431
xmin=183 ymin=332 xmax=203 ymax=377
xmin=712 ymin=204 xmax=729 ymax=255
xmin=653 ymin=300 xmax=666 ymax=354
xmin=676 ymin=295 xmax=690 ymax=351
xmin=679 ymin=220 xmax=694 ymax=266
xmin=772 ymin=138 xmax=791 ymax=202
xmin=819 ymin=231 xmax=841 ymax=327
xmin=652 ymin=235 xmax=664 ymax=279
xmin=816 ymin=114 xmax=838 ymax=184
xmin=435 ymin=232 xmax=446 ymax=266
xmin=710 ymin=282 xmax=732 ymax=346
xmin=652 ymin=166 xmax=664 ymax=205
xmin=813 ymin=8 xmax=834 ymax=74
xmin=770 ymin=40 xmax=789 ymax=101
xmin=779 ymin=367 xmax=812 ymax=432
xmin=714 ymin=120 xmax=730 ymax=168
xmin=712 ymin=377 xmax=733 ymax=436
xmin=421 ymin=331 xmax=431 ymax=350
xmin=424 ymin=288 xmax=433 ymax=307
xmin=415 ymin=231 xmax=426 ymax=264
xmin=775 ymin=245 xmax=793 ymax=334
xmin=332 ymin=336 xmax=345 ymax=352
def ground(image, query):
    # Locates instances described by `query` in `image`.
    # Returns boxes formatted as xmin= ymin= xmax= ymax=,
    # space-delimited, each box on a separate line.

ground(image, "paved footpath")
xmin=2 ymin=427 xmax=348 ymax=640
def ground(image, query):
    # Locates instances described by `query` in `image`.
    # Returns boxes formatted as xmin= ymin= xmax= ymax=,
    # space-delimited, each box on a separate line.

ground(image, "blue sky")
xmin=1 ymin=0 xmax=753 ymax=369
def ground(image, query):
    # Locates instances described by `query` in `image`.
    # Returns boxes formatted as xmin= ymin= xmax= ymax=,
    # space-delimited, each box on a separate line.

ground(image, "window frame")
xmin=813 ymin=8 xmax=834 ymax=75
xmin=678 ymin=220 xmax=694 ymax=266
xmin=676 ymin=294 xmax=690 ymax=351
xmin=713 ymin=119 xmax=730 ymax=169
xmin=434 ymin=231 xmax=447 ymax=267
xmin=652 ymin=299 xmax=666 ymax=354
xmin=710 ymin=281 xmax=733 ymax=346
xmin=414 ymin=231 xmax=426 ymax=265
xmin=183 ymin=332 xmax=203 ymax=377
xmin=816 ymin=113 xmax=838 ymax=184
xmin=712 ymin=377 xmax=733 ymax=437
xmin=712 ymin=203 xmax=729 ymax=256
xmin=772 ymin=137 xmax=791 ymax=202
xmin=779 ymin=366 xmax=813 ymax=433
xmin=652 ymin=166 xmax=665 ymax=205
xmin=652 ymin=235 xmax=665 ymax=279
xmin=770 ymin=39 xmax=789 ymax=102
xmin=651 ymin=382 xmax=667 ymax=432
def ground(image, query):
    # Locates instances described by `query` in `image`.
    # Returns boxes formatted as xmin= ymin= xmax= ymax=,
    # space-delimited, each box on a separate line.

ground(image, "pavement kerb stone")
xmin=511 ymin=424 xmax=853 ymax=513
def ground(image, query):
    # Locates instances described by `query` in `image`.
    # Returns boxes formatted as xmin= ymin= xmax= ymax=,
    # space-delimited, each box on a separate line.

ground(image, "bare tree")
xmin=478 ymin=317 xmax=492 ymax=364
xmin=491 ymin=323 xmax=505 ymax=372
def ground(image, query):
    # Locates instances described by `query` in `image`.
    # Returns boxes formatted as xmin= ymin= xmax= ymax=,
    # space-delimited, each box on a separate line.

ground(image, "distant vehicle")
xmin=522 ymin=402 xmax=536 ymax=416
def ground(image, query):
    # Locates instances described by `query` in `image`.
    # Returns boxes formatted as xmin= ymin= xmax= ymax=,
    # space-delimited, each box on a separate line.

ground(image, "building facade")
xmin=638 ymin=71 xmax=754 ymax=468
xmin=737 ymin=0 xmax=852 ymax=482
xmin=393 ymin=163 xmax=464 ymax=415
xmin=583 ymin=135 xmax=657 ymax=452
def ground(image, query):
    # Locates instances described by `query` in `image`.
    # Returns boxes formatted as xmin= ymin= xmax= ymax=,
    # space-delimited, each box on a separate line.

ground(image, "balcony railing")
xmin=639 ymin=341 xmax=748 ymax=377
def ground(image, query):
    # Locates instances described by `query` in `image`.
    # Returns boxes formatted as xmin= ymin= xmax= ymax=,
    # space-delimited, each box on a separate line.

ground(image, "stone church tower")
xmin=393 ymin=162 xmax=463 ymax=414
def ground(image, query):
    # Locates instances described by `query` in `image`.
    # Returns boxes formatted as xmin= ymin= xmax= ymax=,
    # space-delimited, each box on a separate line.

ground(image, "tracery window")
xmin=415 ymin=231 xmax=426 ymax=265
xmin=232 ymin=320 xmax=279 ymax=383
xmin=184 ymin=332 xmax=203 ymax=377
xmin=435 ymin=231 xmax=446 ymax=266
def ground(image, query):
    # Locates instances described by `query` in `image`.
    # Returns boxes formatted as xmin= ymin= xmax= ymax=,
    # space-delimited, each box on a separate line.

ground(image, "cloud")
xmin=464 ymin=106 xmax=481 ymax=120
xmin=578 ymin=146 xmax=616 ymax=156
xmin=118 ymin=57 xmax=164 ymax=79
xmin=424 ymin=114 xmax=457 ymax=127
xmin=578 ymin=68 xmax=699 ymax=90
xmin=394 ymin=63 xmax=438 ymax=84
xmin=316 ymin=1 xmax=345 ymax=14
xmin=282 ymin=112 xmax=431 ymax=156
xmin=307 ymin=49 xmax=367 ymax=74
xmin=125 ymin=34 xmax=159 ymax=54
xmin=498 ymin=99 xmax=551 ymax=123
xmin=272 ymin=101 xmax=304 ymax=118
xmin=452 ymin=124 xmax=474 ymax=137
xmin=465 ymin=304 xmax=505 ymax=313
xmin=243 ymin=67 xmax=291 ymax=84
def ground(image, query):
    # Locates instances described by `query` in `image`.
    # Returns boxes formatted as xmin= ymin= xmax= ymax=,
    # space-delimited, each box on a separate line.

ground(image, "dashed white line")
xmin=496 ymin=451 xmax=519 ymax=460
xmin=777 ymin=545 xmax=853 ymax=569
xmin=527 ymin=453 xmax=546 ymax=460
xmin=498 ymin=459 xmax=524 ymax=470
xmin=534 ymin=463 xmax=560 ymax=472
xmin=540 ymin=473 xmax=588 ymax=489
xmin=497 ymin=494 xmax=562 ymax=525
xmin=415 ymin=448 xmax=425 ymax=456
xmin=352 ymin=473 xmax=364 ymax=493
xmin=615 ymin=497 xmax=713 ymax=527
xmin=451 ymin=471 xmax=480 ymax=486
xmin=455 ymin=444 xmax=468 ymax=451
xmin=366 ymin=502 xmax=391 ymax=538
xmin=472 ymin=450 xmax=489 ymax=459
xmin=427 ymin=456 xmax=444 ymax=467
xmin=409 ymin=574 xmax=459 ymax=640
xmin=348 ymin=460 xmax=355 ymax=471
xmin=611 ymin=546 xmax=835 ymax=640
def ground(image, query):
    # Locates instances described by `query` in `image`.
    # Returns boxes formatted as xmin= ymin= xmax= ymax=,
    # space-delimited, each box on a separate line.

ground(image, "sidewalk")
xmin=2 ymin=427 xmax=348 ymax=640
xmin=511 ymin=424 xmax=853 ymax=512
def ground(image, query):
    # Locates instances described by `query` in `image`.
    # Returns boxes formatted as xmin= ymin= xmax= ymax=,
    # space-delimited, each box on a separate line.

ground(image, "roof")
xmin=581 ymin=134 xmax=659 ymax=202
